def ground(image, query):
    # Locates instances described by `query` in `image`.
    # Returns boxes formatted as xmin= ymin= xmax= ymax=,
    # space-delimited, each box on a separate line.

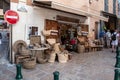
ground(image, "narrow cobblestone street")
xmin=0 ymin=48 xmax=116 ymax=80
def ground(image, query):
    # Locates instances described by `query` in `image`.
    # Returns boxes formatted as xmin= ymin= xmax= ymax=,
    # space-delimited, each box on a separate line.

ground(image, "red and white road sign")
xmin=4 ymin=10 xmax=19 ymax=24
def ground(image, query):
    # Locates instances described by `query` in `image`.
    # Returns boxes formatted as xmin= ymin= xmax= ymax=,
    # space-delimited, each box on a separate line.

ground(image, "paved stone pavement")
xmin=0 ymin=49 xmax=116 ymax=80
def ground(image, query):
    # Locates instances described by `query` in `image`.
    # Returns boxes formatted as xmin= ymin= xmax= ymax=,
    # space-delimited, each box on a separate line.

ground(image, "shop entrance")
xmin=58 ymin=22 xmax=78 ymax=52
xmin=45 ymin=19 xmax=78 ymax=52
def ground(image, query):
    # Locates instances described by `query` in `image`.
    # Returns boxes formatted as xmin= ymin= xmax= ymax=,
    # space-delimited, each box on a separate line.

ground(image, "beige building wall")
xmin=116 ymin=0 xmax=118 ymax=15
xmin=87 ymin=0 xmax=104 ymax=39
xmin=38 ymin=0 xmax=89 ymax=11
xmin=109 ymin=0 xmax=113 ymax=13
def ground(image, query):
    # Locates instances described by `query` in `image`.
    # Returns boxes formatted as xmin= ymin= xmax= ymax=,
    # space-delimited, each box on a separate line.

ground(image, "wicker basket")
xmin=22 ymin=57 xmax=36 ymax=69
xmin=42 ymin=30 xmax=51 ymax=36
xmin=30 ymin=35 xmax=41 ymax=45
xmin=19 ymin=50 xmax=30 ymax=56
xmin=78 ymin=44 xmax=85 ymax=53
xmin=46 ymin=39 xmax=56 ymax=45
xmin=13 ymin=40 xmax=27 ymax=53
xmin=57 ymin=52 xmax=68 ymax=63
xmin=48 ymin=51 xmax=56 ymax=63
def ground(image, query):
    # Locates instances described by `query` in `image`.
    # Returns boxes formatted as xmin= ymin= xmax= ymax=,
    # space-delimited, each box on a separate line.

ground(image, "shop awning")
xmin=33 ymin=0 xmax=108 ymax=22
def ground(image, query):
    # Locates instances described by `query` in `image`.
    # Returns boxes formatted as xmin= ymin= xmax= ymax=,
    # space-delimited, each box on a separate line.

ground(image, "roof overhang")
xmin=33 ymin=0 xmax=108 ymax=22
xmin=101 ymin=11 xmax=117 ymax=18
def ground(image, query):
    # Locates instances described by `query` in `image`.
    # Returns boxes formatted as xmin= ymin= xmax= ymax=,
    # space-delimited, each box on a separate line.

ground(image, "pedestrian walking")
xmin=106 ymin=30 xmax=111 ymax=48
xmin=99 ymin=30 xmax=105 ymax=46
xmin=111 ymin=30 xmax=119 ymax=52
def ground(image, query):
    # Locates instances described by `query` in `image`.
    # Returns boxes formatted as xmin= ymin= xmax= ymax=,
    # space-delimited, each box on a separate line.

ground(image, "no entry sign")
xmin=4 ymin=10 xmax=19 ymax=24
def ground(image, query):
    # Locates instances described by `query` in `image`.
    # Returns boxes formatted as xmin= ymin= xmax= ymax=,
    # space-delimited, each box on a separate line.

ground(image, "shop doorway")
xmin=45 ymin=19 xmax=78 ymax=52
xmin=95 ymin=22 xmax=99 ymax=39
xmin=58 ymin=22 xmax=78 ymax=52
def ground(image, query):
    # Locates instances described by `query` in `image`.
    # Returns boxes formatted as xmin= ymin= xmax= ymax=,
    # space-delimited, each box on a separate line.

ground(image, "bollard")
xmin=115 ymin=56 xmax=120 ymax=68
xmin=116 ymin=47 xmax=120 ymax=57
xmin=53 ymin=71 xmax=60 ymax=80
xmin=114 ymin=69 xmax=120 ymax=80
xmin=15 ymin=64 xmax=23 ymax=80
xmin=115 ymin=47 xmax=120 ymax=68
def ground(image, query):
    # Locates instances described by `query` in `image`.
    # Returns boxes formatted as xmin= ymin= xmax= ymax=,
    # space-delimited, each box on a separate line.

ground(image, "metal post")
xmin=53 ymin=71 xmax=59 ymax=80
xmin=15 ymin=64 xmax=23 ymax=80
xmin=9 ymin=24 xmax=13 ymax=63
xmin=114 ymin=69 xmax=120 ymax=80
xmin=116 ymin=47 xmax=120 ymax=58
xmin=115 ymin=47 xmax=120 ymax=68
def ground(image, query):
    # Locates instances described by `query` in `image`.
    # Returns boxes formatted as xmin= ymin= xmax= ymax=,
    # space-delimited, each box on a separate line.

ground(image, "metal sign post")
xmin=9 ymin=24 xmax=13 ymax=63
xmin=4 ymin=10 xmax=19 ymax=63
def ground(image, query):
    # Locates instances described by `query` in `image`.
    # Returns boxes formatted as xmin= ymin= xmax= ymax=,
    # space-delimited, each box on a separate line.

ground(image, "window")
xmin=113 ymin=0 xmax=116 ymax=14
xmin=104 ymin=0 xmax=108 ymax=12
xmin=28 ymin=26 xmax=38 ymax=39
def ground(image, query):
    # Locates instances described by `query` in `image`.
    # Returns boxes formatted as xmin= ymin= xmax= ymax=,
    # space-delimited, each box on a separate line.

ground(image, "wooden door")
xmin=45 ymin=19 xmax=58 ymax=39
xmin=95 ymin=22 xmax=98 ymax=39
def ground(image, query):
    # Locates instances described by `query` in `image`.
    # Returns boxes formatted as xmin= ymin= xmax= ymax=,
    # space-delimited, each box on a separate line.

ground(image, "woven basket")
xmin=13 ymin=40 xmax=27 ymax=53
xmin=47 ymin=39 xmax=56 ymax=45
xmin=19 ymin=50 xmax=30 ymax=56
xmin=42 ymin=30 xmax=51 ymax=36
xmin=53 ymin=43 xmax=61 ymax=52
xmin=48 ymin=51 xmax=56 ymax=63
xmin=37 ymin=58 xmax=47 ymax=64
xmin=78 ymin=44 xmax=85 ymax=53
xmin=22 ymin=57 xmax=36 ymax=69
xmin=57 ymin=52 xmax=68 ymax=63
xmin=30 ymin=35 xmax=41 ymax=45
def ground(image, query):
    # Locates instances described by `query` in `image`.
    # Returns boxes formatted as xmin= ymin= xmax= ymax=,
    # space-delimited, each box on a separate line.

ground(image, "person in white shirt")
xmin=111 ymin=30 xmax=119 ymax=52
xmin=106 ymin=30 xmax=111 ymax=48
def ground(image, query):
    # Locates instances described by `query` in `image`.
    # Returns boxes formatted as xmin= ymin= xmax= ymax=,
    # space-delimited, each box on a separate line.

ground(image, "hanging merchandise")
xmin=42 ymin=30 xmax=51 ymax=36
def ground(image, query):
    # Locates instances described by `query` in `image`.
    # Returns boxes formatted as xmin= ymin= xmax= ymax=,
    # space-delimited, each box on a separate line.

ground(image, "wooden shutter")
xmin=45 ymin=19 xmax=58 ymax=40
